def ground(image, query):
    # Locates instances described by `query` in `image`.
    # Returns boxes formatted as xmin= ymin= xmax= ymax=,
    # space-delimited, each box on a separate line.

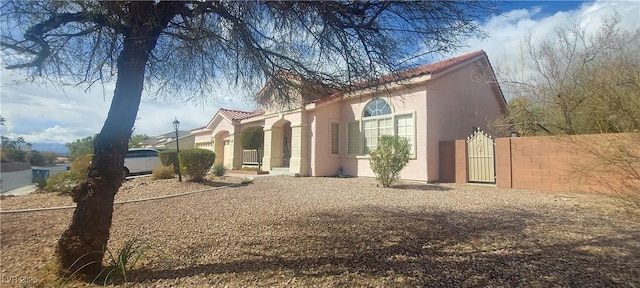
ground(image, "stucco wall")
xmin=426 ymin=58 xmax=505 ymax=181
xmin=338 ymin=85 xmax=428 ymax=181
xmin=308 ymin=101 xmax=343 ymax=176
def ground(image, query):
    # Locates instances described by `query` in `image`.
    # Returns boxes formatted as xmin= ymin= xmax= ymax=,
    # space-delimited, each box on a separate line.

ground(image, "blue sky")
xmin=1 ymin=0 xmax=638 ymax=145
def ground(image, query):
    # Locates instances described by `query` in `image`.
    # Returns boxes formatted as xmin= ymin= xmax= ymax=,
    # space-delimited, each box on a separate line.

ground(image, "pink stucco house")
xmin=191 ymin=50 xmax=506 ymax=182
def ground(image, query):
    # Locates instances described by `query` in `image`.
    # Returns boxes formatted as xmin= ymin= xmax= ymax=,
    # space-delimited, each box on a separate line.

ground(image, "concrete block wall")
xmin=440 ymin=133 xmax=639 ymax=194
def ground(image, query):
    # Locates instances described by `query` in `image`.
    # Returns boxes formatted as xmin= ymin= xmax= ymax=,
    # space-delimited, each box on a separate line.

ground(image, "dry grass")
xmin=1 ymin=176 xmax=639 ymax=287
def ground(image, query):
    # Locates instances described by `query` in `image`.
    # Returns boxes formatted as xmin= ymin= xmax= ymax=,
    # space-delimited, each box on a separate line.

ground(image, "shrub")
xmin=158 ymin=150 xmax=179 ymax=174
xmin=45 ymin=172 xmax=83 ymax=194
xmin=241 ymin=166 xmax=259 ymax=171
xmin=179 ymin=149 xmax=215 ymax=181
xmin=212 ymin=163 xmax=226 ymax=177
xmin=152 ymin=165 xmax=174 ymax=180
xmin=368 ymin=135 xmax=411 ymax=188
xmin=33 ymin=174 xmax=48 ymax=189
xmin=70 ymin=154 xmax=92 ymax=180
xmin=151 ymin=165 xmax=174 ymax=180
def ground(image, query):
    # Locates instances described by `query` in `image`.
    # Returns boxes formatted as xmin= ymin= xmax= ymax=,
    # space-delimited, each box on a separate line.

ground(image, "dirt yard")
xmin=1 ymin=176 xmax=638 ymax=287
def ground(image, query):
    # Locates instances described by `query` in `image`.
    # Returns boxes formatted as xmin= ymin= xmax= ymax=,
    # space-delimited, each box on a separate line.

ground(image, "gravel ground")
xmin=1 ymin=176 xmax=639 ymax=287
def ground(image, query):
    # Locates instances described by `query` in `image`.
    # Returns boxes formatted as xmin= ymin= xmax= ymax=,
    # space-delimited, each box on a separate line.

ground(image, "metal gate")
xmin=467 ymin=128 xmax=495 ymax=183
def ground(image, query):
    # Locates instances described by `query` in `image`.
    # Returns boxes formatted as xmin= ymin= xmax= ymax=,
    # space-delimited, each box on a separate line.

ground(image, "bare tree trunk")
xmin=57 ymin=35 xmax=152 ymax=278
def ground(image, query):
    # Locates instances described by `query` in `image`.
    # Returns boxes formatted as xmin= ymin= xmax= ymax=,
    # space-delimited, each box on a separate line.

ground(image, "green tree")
xmin=66 ymin=136 xmax=95 ymax=161
xmin=129 ymin=134 xmax=150 ymax=148
xmin=240 ymin=126 xmax=264 ymax=170
xmin=368 ymin=135 xmax=411 ymax=188
xmin=1 ymin=1 xmax=496 ymax=278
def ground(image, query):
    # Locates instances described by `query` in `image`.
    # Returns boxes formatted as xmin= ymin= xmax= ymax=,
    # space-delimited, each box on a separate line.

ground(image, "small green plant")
xmin=33 ymin=174 xmax=48 ymax=189
xmin=212 ymin=163 xmax=226 ymax=177
xmin=152 ymin=165 xmax=175 ymax=180
xmin=158 ymin=150 xmax=179 ymax=174
xmin=45 ymin=171 xmax=83 ymax=194
xmin=96 ymin=238 xmax=149 ymax=284
xmin=61 ymin=238 xmax=149 ymax=285
xmin=368 ymin=135 xmax=411 ymax=188
xmin=179 ymin=149 xmax=215 ymax=181
xmin=241 ymin=177 xmax=254 ymax=185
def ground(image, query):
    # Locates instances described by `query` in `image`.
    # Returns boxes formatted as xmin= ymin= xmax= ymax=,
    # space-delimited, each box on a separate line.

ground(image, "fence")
xmin=242 ymin=149 xmax=263 ymax=165
xmin=440 ymin=133 xmax=640 ymax=195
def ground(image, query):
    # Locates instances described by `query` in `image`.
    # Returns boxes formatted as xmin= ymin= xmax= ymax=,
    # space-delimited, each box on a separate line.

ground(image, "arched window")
xmin=363 ymin=98 xmax=392 ymax=117
xmin=347 ymin=98 xmax=415 ymax=155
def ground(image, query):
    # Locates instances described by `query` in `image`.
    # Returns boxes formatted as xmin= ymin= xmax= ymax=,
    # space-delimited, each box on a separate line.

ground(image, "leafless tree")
xmin=496 ymin=15 xmax=640 ymax=135
xmin=1 ymin=1 xmax=496 ymax=279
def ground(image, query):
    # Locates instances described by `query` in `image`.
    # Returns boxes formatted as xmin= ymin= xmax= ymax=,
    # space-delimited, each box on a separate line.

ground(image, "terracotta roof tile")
xmin=218 ymin=108 xmax=265 ymax=121
xmin=313 ymin=50 xmax=486 ymax=104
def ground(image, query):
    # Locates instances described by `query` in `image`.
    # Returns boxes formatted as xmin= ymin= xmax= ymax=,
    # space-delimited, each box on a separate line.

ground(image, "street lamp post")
xmin=173 ymin=117 xmax=182 ymax=182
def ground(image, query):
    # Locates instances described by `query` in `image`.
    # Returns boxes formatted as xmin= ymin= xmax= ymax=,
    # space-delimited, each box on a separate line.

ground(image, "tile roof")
xmin=218 ymin=108 xmax=265 ymax=121
xmin=314 ymin=50 xmax=487 ymax=104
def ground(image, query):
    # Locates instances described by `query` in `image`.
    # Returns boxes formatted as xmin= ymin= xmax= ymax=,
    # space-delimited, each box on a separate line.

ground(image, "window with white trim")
xmin=330 ymin=122 xmax=339 ymax=155
xmin=348 ymin=98 xmax=415 ymax=156
xmin=395 ymin=113 xmax=415 ymax=155
xmin=347 ymin=121 xmax=361 ymax=155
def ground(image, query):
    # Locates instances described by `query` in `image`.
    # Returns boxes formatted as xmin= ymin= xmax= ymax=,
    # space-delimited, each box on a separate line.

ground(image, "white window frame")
xmin=346 ymin=98 xmax=416 ymax=157
xmin=346 ymin=120 xmax=361 ymax=155
xmin=330 ymin=121 xmax=340 ymax=155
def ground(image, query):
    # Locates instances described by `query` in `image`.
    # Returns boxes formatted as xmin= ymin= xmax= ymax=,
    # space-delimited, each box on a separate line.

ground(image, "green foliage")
xmin=70 ymin=154 xmax=92 ymax=180
xmin=368 ymin=135 xmax=411 ymax=188
xmin=241 ymin=177 xmax=254 ymax=185
xmin=158 ymin=150 xmax=179 ymax=174
xmin=29 ymin=150 xmax=58 ymax=166
xmin=45 ymin=172 xmax=83 ymax=194
xmin=100 ymin=239 xmax=148 ymax=284
xmin=241 ymin=166 xmax=259 ymax=171
xmin=66 ymin=135 xmax=95 ymax=161
xmin=33 ymin=174 xmax=48 ymax=189
xmin=129 ymin=134 xmax=150 ymax=148
xmin=179 ymin=149 xmax=215 ymax=181
xmin=1 ymin=145 xmax=27 ymax=163
xmin=241 ymin=126 xmax=263 ymax=169
xmin=241 ymin=126 xmax=264 ymax=150
xmin=152 ymin=165 xmax=175 ymax=180
xmin=212 ymin=163 xmax=226 ymax=177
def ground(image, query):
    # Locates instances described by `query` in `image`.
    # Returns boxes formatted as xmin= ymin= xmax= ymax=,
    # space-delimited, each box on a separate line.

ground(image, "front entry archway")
xmin=263 ymin=119 xmax=292 ymax=169
xmin=213 ymin=130 xmax=231 ymax=168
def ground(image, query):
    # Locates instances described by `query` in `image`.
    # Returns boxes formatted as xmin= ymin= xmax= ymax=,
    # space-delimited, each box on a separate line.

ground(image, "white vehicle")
xmin=123 ymin=148 xmax=163 ymax=177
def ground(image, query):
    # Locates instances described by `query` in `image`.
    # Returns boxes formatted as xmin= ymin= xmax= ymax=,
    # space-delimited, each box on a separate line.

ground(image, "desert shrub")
xmin=212 ymin=163 xmax=226 ymax=177
xmin=179 ymin=149 xmax=215 ymax=181
xmin=45 ymin=172 xmax=83 ymax=194
xmin=33 ymin=173 xmax=48 ymax=189
xmin=368 ymin=135 xmax=411 ymax=188
xmin=152 ymin=165 xmax=174 ymax=180
xmin=70 ymin=154 xmax=92 ymax=179
xmin=158 ymin=150 xmax=179 ymax=174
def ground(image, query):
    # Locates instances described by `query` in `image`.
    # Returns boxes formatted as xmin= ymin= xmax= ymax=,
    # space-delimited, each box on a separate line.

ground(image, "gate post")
xmin=455 ymin=139 xmax=468 ymax=183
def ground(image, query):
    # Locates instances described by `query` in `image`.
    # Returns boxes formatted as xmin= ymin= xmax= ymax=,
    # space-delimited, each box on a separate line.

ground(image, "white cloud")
xmin=2 ymin=0 xmax=637 ymax=144
xmin=456 ymin=0 xmax=639 ymax=100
